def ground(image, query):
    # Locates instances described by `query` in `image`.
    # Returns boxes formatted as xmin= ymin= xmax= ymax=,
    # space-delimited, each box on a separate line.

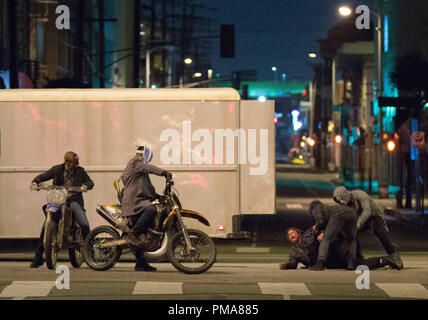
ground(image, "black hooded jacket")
xmin=32 ymin=164 xmax=94 ymax=208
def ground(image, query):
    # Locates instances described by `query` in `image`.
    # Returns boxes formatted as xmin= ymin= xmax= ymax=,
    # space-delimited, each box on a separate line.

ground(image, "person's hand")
xmin=317 ymin=233 xmax=325 ymax=242
xmin=357 ymin=221 xmax=362 ymax=229
xmin=81 ymin=185 xmax=88 ymax=192
xmin=312 ymin=225 xmax=317 ymax=231
xmin=30 ymin=182 xmax=39 ymax=191
xmin=279 ymin=263 xmax=286 ymax=270
xmin=163 ymin=171 xmax=173 ymax=180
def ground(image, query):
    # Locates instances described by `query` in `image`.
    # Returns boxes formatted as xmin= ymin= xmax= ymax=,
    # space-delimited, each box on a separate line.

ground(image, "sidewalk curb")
xmin=384 ymin=207 xmax=428 ymax=226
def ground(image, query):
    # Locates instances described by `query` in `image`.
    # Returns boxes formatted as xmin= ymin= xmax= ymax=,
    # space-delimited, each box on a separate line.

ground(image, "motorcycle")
xmin=30 ymin=183 xmax=87 ymax=270
xmin=83 ymin=177 xmax=217 ymax=274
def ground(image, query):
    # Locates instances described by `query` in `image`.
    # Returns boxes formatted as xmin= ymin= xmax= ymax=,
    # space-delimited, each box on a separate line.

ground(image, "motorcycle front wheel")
xmin=44 ymin=220 xmax=58 ymax=270
xmin=167 ymin=229 xmax=216 ymax=274
xmin=84 ymin=225 xmax=122 ymax=271
xmin=68 ymin=224 xmax=84 ymax=268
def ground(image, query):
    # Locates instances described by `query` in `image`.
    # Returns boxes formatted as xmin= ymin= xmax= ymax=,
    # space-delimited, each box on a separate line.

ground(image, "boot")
xmin=29 ymin=248 xmax=44 ymax=268
xmin=309 ymin=259 xmax=326 ymax=271
xmin=388 ymin=252 xmax=404 ymax=270
xmin=135 ymin=260 xmax=157 ymax=272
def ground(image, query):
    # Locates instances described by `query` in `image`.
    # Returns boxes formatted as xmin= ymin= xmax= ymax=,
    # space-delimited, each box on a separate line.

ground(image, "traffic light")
xmin=220 ymin=25 xmax=235 ymax=58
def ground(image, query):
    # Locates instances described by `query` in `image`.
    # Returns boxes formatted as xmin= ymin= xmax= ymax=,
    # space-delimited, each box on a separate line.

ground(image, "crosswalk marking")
xmin=376 ymin=283 xmax=428 ymax=299
xmin=258 ymin=283 xmax=311 ymax=300
xmin=1 ymin=280 xmax=428 ymax=299
xmin=0 ymin=281 xmax=56 ymax=299
xmin=132 ymin=281 xmax=183 ymax=295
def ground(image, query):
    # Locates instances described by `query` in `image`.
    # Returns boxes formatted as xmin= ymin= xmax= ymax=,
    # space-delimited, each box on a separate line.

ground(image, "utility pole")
xmin=98 ymin=0 xmax=105 ymax=88
xmin=74 ymin=0 xmax=84 ymax=84
xmin=133 ymin=0 xmax=141 ymax=88
xmin=8 ymin=0 xmax=19 ymax=88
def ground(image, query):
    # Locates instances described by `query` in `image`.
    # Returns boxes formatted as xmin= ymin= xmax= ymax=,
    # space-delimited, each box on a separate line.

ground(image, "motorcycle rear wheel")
xmin=45 ymin=221 xmax=58 ymax=270
xmin=84 ymin=225 xmax=122 ymax=271
xmin=167 ymin=229 xmax=216 ymax=274
xmin=69 ymin=225 xmax=84 ymax=268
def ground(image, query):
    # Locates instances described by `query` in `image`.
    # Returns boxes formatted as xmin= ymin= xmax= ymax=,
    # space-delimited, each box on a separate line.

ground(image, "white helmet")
xmin=136 ymin=146 xmax=153 ymax=163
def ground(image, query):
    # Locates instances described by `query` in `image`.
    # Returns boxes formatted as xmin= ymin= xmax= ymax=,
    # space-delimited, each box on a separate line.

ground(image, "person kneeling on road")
xmin=308 ymin=200 xmax=358 ymax=271
xmin=280 ymin=227 xmax=397 ymax=270
xmin=279 ymin=227 xmax=349 ymax=270
xmin=333 ymin=186 xmax=403 ymax=270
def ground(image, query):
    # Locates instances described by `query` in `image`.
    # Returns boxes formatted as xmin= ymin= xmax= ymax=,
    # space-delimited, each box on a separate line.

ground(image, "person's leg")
xmin=30 ymin=223 xmax=45 ymax=268
xmin=371 ymin=216 xmax=403 ymax=269
xmin=131 ymin=205 xmax=157 ymax=235
xmin=343 ymin=217 xmax=357 ymax=270
xmin=70 ymin=202 xmax=91 ymax=239
xmin=310 ymin=216 xmax=344 ymax=270
xmin=133 ymin=248 xmax=156 ymax=272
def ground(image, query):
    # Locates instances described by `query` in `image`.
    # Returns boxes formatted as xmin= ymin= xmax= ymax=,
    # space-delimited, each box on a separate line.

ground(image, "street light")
xmin=146 ymin=45 xmax=175 ymax=88
xmin=337 ymin=4 xmax=385 ymax=196
xmin=308 ymin=53 xmax=317 ymax=59
xmin=335 ymin=134 xmax=343 ymax=144
xmin=338 ymin=6 xmax=352 ymax=16
xmin=184 ymin=58 xmax=192 ymax=64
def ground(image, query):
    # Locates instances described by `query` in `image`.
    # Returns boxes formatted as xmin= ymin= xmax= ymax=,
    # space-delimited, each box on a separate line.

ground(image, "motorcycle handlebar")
xmin=163 ymin=179 xmax=174 ymax=195
xmin=30 ymin=183 xmax=88 ymax=193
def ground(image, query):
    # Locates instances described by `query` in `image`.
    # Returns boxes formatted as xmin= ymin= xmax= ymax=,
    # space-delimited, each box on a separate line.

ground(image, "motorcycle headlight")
xmin=47 ymin=189 xmax=67 ymax=204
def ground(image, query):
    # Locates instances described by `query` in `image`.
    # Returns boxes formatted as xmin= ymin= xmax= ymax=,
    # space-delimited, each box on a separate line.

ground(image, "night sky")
xmin=202 ymin=0 xmax=374 ymax=82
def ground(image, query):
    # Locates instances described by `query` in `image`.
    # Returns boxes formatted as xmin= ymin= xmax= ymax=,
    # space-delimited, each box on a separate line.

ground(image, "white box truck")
xmin=0 ymin=88 xmax=275 ymax=238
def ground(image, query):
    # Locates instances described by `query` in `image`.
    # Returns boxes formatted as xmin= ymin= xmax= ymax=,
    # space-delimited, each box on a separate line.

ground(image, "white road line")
xmin=376 ymin=283 xmax=428 ymax=299
xmin=0 ymin=281 xmax=56 ymax=299
xmin=259 ymin=283 xmax=311 ymax=300
xmin=286 ymin=203 xmax=304 ymax=209
xmin=133 ymin=282 xmax=183 ymax=295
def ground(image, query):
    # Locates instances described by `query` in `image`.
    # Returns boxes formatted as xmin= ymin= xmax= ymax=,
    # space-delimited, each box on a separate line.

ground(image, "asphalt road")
xmin=1 ymin=168 xmax=428 ymax=302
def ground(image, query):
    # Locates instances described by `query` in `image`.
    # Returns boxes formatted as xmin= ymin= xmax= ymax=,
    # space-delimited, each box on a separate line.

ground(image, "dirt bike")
xmin=83 ymin=177 xmax=217 ymax=274
xmin=30 ymin=183 xmax=87 ymax=270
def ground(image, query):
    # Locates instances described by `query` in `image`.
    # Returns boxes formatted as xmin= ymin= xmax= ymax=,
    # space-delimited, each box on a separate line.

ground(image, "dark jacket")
xmin=284 ymin=229 xmax=320 ymax=269
xmin=121 ymin=157 xmax=166 ymax=217
xmin=284 ymin=229 xmax=351 ymax=269
xmin=333 ymin=186 xmax=384 ymax=225
xmin=310 ymin=202 xmax=356 ymax=231
xmin=32 ymin=164 xmax=94 ymax=208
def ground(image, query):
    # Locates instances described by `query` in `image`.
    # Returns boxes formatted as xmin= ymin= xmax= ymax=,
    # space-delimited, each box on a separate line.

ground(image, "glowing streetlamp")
xmin=184 ymin=58 xmax=192 ymax=64
xmin=387 ymin=140 xmax=396 ymax=152
xmin=335 ymin=135 xmax=343 ymax=144
xmin=338 ymin=6 xmax=352 ymax=16
xmin=308 ymin=53 xmax=317 ymax=59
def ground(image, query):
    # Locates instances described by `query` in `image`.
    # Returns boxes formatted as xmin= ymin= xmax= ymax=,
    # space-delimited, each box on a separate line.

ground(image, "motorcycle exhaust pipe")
xmin=96 ymin=206 xmax=131 ymax=233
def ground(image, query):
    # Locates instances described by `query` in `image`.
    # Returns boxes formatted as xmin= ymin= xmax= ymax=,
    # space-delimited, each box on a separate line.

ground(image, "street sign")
xmin=412 ymin=131 xmax=425 ymax=148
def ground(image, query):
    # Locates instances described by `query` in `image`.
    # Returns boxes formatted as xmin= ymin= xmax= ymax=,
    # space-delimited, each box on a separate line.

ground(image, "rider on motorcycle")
xmin=29 ymin=151 xmax=94 ymax=268
xmin=121 ymin=146 xmax=172 ymax=272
